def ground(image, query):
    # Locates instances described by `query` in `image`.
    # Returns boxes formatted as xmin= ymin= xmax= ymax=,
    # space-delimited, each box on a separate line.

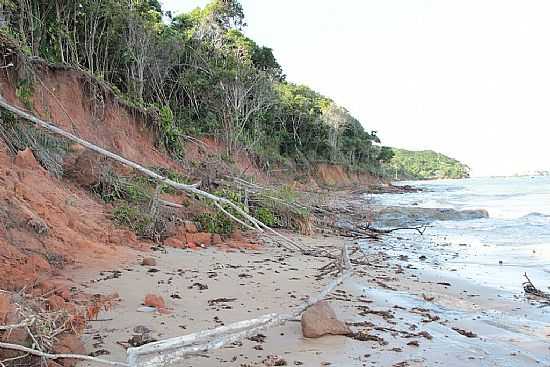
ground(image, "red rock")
xmin=0 ymin=294 xmax=12 ymax=324
xmin=186 ymin=232 xmax=211 ymax=246
xmin=165 ymin=237 xmax=185 ymax=249
xmin=231 ymin=229 xmax=243 ymax=241
xmin=212 ymin=234 xmax=223 ymax=245
xmin=47 ymin=295 xmax=66 ymax=311
xmin=14 ymin=148 xmax=41 ymax=170
xmin=186 ymin=242 xmax=198 ymax=249
xmin=301 ymin=301 xmax=351 ymax=338
xmin=141 ymin=257 xmax=157 ymax=266
xmin=26 ymin=255 xmax=51 ymax=272
xmin=38 ymin=280 xmax=56 ymax=293
xmin=53 ymin=334 xmax=86 ymax=367
xmin=184 ymin=221 xmax=198 ymax=233
xmin=143 ymin=294 xmax=166 ymax=310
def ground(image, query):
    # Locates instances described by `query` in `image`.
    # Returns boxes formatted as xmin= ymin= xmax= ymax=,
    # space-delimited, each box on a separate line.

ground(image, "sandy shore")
xmin=70 ymin=215 xmax=549 ymax=367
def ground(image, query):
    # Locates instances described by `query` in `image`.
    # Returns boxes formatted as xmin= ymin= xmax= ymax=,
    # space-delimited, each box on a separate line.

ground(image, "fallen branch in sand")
xmin=523 ymin=273 xmax=550 ymax=300
xmin=0 ymin=96 xmax=307 ymax=253
xmin=126 ymin=245 xmax=354 ymax=367
xmin=0 ymin=342 xmax=128 ymax=366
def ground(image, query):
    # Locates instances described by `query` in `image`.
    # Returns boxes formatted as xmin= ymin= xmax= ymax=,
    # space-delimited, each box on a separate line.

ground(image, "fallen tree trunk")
xmin=0 ymin=96 xmax=306 ymax=252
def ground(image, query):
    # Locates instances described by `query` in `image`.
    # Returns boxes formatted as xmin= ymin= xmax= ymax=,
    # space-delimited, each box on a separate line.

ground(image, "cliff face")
xmin=0 ymin=62 xmax=382 ymax=292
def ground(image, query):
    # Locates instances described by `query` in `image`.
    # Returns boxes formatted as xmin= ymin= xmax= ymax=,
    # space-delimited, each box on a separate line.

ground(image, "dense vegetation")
xmin=0 ymin=0 xmax=394 ymax=174
xmin=385 ymin=149 xmax=470 ymax=180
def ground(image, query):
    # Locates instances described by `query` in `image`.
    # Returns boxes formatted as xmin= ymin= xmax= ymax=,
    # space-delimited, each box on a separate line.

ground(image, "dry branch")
xmin=523 ymin=273 xmax=550 ymax=300
xmin=0 ymin=342 xmax=128 ymax=366
xmin=364 ymin=223 xmax=430 ymax=236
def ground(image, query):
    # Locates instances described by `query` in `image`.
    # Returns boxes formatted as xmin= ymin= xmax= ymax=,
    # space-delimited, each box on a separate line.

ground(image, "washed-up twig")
xmin=523 ymin=273 xmax=550 ymax=300
xmin=364 ymin=223 xmax=430 ymax=236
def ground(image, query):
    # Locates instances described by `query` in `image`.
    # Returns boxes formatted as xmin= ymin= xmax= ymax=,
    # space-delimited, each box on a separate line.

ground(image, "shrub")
xmin=112 ymin=204 xmax=154 ymax=236
xmin=255 ymin=207 xmax=277 ymax=226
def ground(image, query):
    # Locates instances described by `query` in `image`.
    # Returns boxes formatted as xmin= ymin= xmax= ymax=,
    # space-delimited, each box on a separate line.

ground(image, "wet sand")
xmin=73 ymin=225 xmax=550 ymax=367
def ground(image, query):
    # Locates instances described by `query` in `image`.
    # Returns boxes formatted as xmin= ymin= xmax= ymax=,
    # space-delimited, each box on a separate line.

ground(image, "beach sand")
xmin=72 ymin=223 xmax=549 ymax=367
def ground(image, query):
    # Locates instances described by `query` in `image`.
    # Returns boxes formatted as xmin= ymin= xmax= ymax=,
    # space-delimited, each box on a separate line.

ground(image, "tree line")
xmin=0 ymin=0 xmax=394 ymax=173
xmin=386 ymin=148 xmax=470 ymax=180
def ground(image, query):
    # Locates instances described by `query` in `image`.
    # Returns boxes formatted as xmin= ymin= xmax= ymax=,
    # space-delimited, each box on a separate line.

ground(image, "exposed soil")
xmin=0 ymin=61 xmax=387 ymax=363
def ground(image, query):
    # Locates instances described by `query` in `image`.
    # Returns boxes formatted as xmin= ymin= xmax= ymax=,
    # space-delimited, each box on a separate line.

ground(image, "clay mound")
xmin=0 ymin=145 xmax=142 ymax=291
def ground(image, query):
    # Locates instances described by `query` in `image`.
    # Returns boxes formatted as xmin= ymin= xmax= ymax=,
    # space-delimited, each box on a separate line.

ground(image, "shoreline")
xmin=71 ymin=190 xmax=549 ymax=367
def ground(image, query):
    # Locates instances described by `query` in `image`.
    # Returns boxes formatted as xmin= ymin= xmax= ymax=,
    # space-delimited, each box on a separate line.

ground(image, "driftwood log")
xmin=126 ymin=245 xmax=353 ymax=367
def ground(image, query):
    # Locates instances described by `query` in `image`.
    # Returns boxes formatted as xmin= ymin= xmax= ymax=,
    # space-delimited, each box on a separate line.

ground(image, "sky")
xmin=160 ymin=0 xmax=550 ymax=177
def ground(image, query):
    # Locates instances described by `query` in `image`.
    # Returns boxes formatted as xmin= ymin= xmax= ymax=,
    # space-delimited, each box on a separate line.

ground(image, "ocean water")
xmin=370 ymin=176 xmax=550 ymax=293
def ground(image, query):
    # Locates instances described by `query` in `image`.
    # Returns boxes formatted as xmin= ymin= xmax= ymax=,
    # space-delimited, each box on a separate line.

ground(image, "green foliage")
xmin=158 ymin=105 xmax=184 ymax=161
xmin=2 ymin=0 xmax=391 ymax=176
xmin=15 ymin=79 xmax=33 ymax=110
xmin=386 ymin=149 xmax=470 ymax=180
xmin=112 ymin=203 xmax=155 ymax=238
xmin=252 ymin=185 xmax=311 ymax=233
xmin=195 ymin=211 xmax=233 ymax=235
xmin=194 ymin=189 xmax=245 ymax=234
xmin=255 ymin=207 xmax=277 ymax=226
xmin=91 ymin=170 xmax=151 ymax=203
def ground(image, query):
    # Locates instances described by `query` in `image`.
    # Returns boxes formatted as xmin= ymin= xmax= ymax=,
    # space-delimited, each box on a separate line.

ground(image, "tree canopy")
xmin=1 ymin=0 xmax=393 ymax=173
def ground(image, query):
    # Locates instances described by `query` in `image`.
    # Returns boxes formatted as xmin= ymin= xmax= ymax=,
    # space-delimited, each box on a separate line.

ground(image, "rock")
xmin=14 ymin=148 xmax=41 ymax=170
xmin=165 ymin=237 xmax=185 ymax=249
xmin=212 ymin=234 xmax=223 ymax=245
xmin=186 ymin=232 xmax=212 ymax=246
xmin=53 ymin=334 xmax=86 ymax=367
xmin=301 ymin=301 xmax=351 ymax=338
xmin=143 ymin=294 xmax=166 ymax=311
xmin=56 ymin=287 xmax=72 ymax=301
xmin=26 ymin=254 xmax=51 ymax=272
xmin=231 ymin=229 xmax=243 ymax=241
xmin=262 ymin=355 xmax=287 ymax=366
xmin=1 ymin=327 xmax=28 ymax=344
xmin=141 ymin=257 xmax=157 ymax=266
xmin=0 ymin=294 xmax=12 ymax=324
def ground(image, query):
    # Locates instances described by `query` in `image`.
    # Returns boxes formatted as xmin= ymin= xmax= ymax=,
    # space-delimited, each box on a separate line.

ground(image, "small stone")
xmin=141 ymin=257 xmax=156 ymax=266
xmin=143 ymin=294 xmax=166 ymax=311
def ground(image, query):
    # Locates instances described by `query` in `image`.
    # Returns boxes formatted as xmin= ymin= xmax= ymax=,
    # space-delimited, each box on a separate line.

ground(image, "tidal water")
xmin=362 ymin=176 xmax=550 ymax=366
xmin=371 ymin=175 xmax=550 ymax=294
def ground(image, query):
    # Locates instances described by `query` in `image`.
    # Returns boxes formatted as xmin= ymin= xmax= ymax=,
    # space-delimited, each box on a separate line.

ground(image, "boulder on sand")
xmin=301 ymin=301 xmax=351 ymax=338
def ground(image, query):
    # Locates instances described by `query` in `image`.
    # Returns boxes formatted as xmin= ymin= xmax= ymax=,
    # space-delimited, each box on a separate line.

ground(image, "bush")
xmin=195 ymin=211 xmax=234 ymax=235
xmin=91 ymin=171 xmax=151 ymax=203
xmin=15 ymin=79 xmax=34 ymax=110
xmin=194 ymin=189 xmax=247 ymax=235
xmin=112 ymin=204 xmax=154 ymax=236
xmin=255 ymin=207 xmax=277 ymax=226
